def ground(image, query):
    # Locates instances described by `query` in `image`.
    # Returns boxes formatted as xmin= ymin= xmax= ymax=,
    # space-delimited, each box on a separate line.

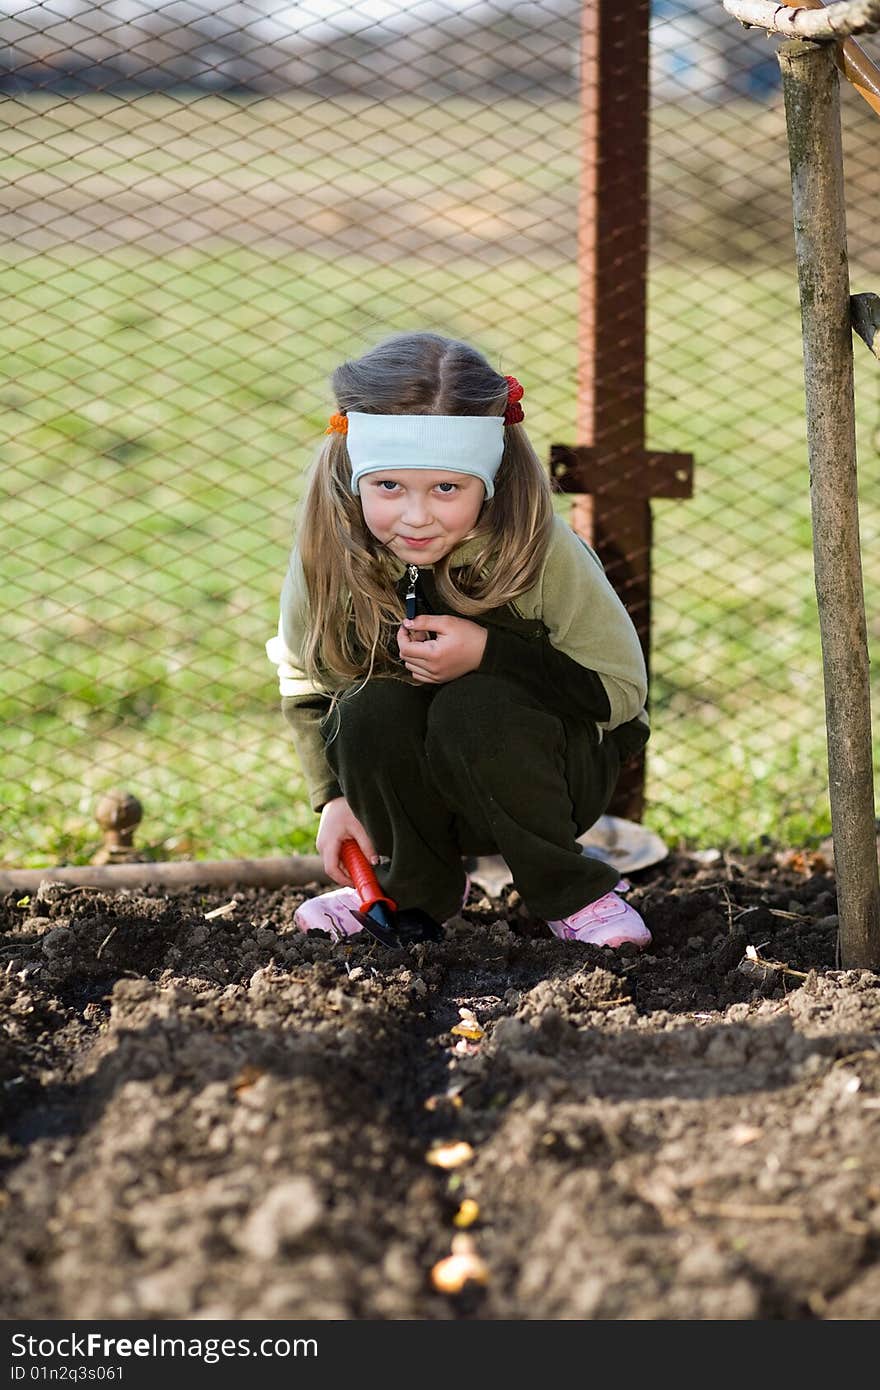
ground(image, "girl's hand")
xmin=396 ymin=614 xmax=488 ymax=684
xmin=316 ymin=797 xmax=379 ymax=887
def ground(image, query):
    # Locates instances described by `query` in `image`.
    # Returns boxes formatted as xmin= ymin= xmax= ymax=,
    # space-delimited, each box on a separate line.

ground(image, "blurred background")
xmin=2 ymin=0 xmax=878 ymax=865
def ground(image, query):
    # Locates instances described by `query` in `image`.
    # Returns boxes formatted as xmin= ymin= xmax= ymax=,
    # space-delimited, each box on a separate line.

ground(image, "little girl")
xmin=267 ymin=331 xmax=651 ymax=948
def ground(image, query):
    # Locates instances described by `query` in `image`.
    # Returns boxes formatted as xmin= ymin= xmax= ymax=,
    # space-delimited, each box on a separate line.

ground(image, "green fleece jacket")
xmin=266 ymin=516 xmax=649 ymax=812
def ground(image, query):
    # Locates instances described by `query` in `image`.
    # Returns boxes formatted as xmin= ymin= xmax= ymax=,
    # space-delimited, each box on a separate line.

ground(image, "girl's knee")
xmin=426 ymin=674 xmax=512 ymax=747
xmin=326 ymin=676 xmax=429 ymax=746
xmin=426 ymin=676 xmax=569 ymax=776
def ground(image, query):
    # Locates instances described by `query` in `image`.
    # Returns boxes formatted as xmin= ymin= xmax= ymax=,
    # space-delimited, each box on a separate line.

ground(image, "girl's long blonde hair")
xmin=299 ymin=331 xmax=554 ymax=693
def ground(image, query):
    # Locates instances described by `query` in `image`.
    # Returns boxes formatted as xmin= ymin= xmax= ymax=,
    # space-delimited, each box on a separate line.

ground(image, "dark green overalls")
xmin=316 ymin=565 xmax=647 ymax=924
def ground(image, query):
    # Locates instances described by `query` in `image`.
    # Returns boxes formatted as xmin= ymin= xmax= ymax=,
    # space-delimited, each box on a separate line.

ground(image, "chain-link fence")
xmin=2 ymin=0 xmax=878 ymax=866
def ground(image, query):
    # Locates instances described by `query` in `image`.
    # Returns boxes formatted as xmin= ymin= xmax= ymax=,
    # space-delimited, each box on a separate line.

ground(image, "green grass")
xmin=2 ymin=95 xmax=879 ymax=865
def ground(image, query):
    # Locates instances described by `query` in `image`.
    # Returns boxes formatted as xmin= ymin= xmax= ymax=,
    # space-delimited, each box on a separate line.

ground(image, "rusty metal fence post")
xmin=551 ymin=0 xmax=694 ymax=823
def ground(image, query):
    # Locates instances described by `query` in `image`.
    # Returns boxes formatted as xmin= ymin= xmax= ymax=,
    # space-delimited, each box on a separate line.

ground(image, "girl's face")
xmin=359 ymin=471 xmax=485 ymax=564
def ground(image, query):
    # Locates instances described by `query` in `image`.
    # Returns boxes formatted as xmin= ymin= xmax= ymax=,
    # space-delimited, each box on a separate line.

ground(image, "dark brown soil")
xmin=2 ymin=850 xmax=880 ymax=1321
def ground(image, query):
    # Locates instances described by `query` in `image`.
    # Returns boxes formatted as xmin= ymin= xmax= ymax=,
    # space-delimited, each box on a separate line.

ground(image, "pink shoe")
xmin=547 ymin=886 xmax=651 ymax=948
xmin=293 ymin=887 xmax=363 ymax=941
xmin=294 ymin=876 xmax=471 ymax=941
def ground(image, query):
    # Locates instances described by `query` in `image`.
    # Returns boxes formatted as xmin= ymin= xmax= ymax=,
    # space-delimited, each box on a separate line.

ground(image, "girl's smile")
xmin=359 ymin=470 xmax=485 ymax=562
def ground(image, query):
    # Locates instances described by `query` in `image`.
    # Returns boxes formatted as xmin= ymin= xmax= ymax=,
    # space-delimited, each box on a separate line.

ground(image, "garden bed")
xmin=2 ymin=849 xmax=879 ymax=1320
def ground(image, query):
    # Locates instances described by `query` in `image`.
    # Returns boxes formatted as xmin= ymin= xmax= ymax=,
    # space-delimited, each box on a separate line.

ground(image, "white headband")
xmin=346 ymin=412 xmax=504 ymax=499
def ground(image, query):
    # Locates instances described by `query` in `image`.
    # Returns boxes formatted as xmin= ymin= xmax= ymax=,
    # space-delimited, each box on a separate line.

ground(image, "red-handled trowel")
xmin=340 ymin=840 xmax=444 ymax=948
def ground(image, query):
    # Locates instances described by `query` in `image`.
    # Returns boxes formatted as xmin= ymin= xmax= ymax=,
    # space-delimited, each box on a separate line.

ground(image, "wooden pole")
xmin=792 ymin=0 xmax=880 ymax=117
xmin=0 ymin=854 xmax=330 ymax=895
xmin=778 ymin=37 xmax=880 ymax=968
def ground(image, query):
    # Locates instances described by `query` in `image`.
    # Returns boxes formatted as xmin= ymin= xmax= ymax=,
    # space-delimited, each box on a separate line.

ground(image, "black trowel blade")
xmin=346 ymin=904 xmax=401 ymax=948
xmin=345 ymin=903 xmax=444 ymax=948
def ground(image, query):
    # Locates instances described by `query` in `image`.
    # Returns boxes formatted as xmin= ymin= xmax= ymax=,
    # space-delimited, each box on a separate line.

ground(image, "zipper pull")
xmin=405 ymin=564 xmax=419 ymax=620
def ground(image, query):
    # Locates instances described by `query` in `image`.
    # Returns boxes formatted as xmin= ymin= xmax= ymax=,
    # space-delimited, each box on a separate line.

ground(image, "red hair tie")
xmin=325 ymin=411 xmax=348 ymax=435
xmin=504 ymin=375 xmax=524 ymax=424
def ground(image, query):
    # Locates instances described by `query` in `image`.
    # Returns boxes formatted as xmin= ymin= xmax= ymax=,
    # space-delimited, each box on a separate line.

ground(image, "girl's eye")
xmin=376 ymin=481 xmax=399 ymax=492
xmin=436 ymin=482 xmax=458 ymax=494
